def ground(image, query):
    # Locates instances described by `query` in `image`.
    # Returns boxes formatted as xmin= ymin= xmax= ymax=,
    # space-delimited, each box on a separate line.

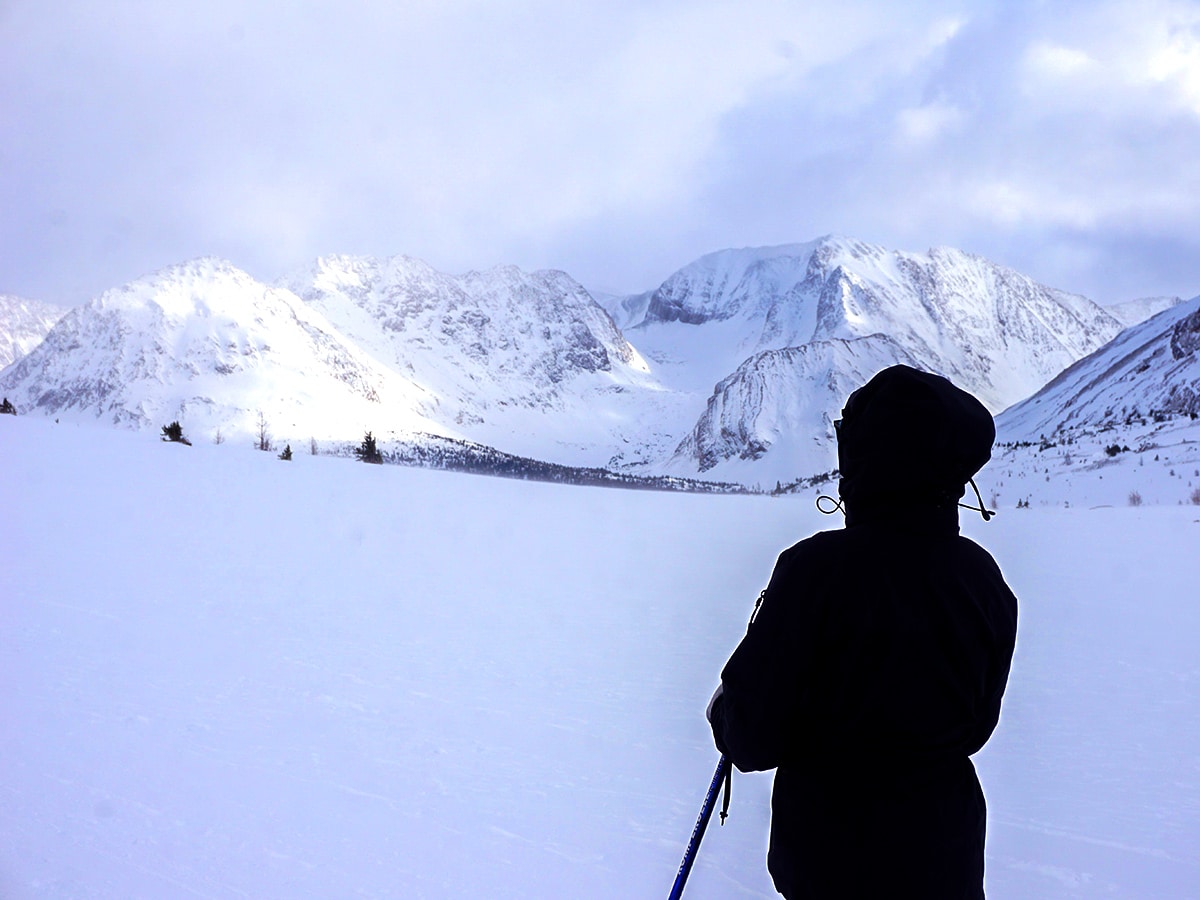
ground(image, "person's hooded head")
xmin=835 ymin=365 xmax=994 ymax=522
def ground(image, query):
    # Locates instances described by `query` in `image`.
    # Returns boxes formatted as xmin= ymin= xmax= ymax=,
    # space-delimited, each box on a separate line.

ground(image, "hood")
xmin=837 ymin=365 xmax=994 ymax=515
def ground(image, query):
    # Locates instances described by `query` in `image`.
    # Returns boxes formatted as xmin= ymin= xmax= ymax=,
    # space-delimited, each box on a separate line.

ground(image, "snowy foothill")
xmin=2 ymin=416 xmax=1198 ymax=897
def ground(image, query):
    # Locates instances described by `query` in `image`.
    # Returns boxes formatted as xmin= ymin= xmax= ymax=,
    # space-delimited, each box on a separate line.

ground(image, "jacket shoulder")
xmin=776 ymin=528 xmax=851 ymax=566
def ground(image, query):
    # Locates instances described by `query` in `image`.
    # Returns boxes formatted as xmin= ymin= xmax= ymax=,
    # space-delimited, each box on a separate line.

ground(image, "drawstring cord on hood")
xmin=959 ymin=478 xmax=995 ymax=521
xmin=816 ymin=494 xmax=845 ymax=515
xmin=816 ymin=478 xmax=995 ymax=521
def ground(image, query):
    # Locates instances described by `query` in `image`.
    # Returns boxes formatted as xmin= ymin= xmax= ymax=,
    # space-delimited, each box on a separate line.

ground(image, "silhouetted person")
xmin=707 ymin=365 xmax=1018 ymax=899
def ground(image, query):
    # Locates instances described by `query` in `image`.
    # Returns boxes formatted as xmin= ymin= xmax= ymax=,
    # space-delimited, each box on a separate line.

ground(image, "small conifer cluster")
xmin=161 ymin=421 xmax=192 ymax=445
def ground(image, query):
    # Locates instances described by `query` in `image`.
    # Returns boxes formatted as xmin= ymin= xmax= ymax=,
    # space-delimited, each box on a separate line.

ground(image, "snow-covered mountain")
xmin=0 ymin=259 xmax=446 ymax=443
xmin=279 ymin=255 xmax=665 ymax=463
xmin=997 ymin=294 xmax=1200 ymax=442
xmin=0 ymin=255 xmax=670 ymax=465
xmin=648 ymin=237 xmax=1124 ymax=479
xmin=0 ymin=294 xmax=70 ymax=370
xmin=2 ymin=237 xmax=1158 ymax=487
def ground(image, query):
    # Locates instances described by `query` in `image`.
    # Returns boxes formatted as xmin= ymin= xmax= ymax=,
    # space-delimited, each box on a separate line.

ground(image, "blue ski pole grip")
xmin=668 ymin=755 xmax=730 ymax=900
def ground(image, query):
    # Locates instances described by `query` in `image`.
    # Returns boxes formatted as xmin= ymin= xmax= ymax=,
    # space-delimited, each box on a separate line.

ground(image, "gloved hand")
xmin=706 ymin=683 xmax=724 ymax=723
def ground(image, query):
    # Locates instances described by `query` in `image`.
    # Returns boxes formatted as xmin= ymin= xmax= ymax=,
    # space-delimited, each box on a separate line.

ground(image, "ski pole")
xmin=668 ymin=754 xmax=731 ymax=900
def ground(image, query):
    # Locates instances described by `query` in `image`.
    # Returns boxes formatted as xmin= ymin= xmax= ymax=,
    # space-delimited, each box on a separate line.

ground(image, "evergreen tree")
xmin=161 ymin=421 xmax=191 ymax=445
xmin=0 ymin=397 xmax=16 ymax=415
xmin=279 ymin=443 xmax=293 ymax=461
xmin=355 ymin=431 xmax=383 ymax=464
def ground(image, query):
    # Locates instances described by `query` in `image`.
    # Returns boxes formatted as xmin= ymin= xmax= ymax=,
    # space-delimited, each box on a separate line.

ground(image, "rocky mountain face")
xmin=0 ymin=294 xmax=70 ymax=370
xmin=281 ymin=255 xmax=649 ymax=420
xmin=0 ymin=259 xmax=444 ymax=442
xmin=997 ymin=295 xmax=1200 ymax=443
xmin=651 ymin=237 xmax=1125 ymax=478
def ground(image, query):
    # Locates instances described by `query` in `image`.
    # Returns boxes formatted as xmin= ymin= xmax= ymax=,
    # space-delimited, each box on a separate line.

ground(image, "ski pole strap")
xmin=747 ymin=588 xmax=766 ymax=631
xmin=719 ymin=756 xmax=732 ymax=824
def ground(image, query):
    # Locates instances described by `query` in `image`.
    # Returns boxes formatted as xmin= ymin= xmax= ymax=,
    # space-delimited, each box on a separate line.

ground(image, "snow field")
xmin=2 ymin=416 xmax=1198 ymax=897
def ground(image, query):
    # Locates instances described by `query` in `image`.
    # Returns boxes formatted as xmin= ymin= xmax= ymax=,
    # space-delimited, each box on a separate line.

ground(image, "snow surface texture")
xmin=2 ymin=416 xmax=1197 ymax=898
xmin=0 ymin=294 xmax=69 ymax=371
xmin=0 ymin=237 xmax=1126 ymax=485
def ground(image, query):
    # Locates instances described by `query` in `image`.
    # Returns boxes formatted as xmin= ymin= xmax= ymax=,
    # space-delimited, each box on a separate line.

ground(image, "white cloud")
xmin=1024 ymin=42 xmax=1096 ymax=79
xmin=895 ymin=100 xmax=964 ymax=146
xmin=1015 ymin=2 xmax=1200 ymax=119
xmin=1145 ymin=17 xmax=1200 ymax=114
xmin=5 ymin=0 xmax=1200 ymax=307
xmin=966 ymin=181 xmax=1098 ymax=230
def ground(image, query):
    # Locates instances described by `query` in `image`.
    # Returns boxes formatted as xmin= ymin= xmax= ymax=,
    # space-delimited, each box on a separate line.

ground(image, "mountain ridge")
xmin=0 ymin=238 xmax=1174 ymax=488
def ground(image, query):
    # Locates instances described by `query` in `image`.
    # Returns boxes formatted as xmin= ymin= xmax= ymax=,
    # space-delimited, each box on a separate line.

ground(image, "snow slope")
xmin=2 ymin=416 xmax=1197 ymax=898
xmin=0 ymin=294 xmax=69 ymax=371
xmin=1 ymin=255 xmax=674 ymax=468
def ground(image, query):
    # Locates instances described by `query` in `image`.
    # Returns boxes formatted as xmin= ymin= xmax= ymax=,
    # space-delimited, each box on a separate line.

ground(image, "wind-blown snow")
xmin=2 ymin=417 xmax=1196 ymax=898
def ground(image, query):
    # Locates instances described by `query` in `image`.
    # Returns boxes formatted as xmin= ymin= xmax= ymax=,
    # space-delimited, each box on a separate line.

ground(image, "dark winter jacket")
xmin=709 ymin=366 xmax=1018 ymax=899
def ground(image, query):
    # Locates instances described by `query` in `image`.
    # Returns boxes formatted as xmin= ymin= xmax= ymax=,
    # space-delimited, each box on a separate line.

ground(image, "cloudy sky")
xmin=4 ymin=0 xmax=1200 ymax=306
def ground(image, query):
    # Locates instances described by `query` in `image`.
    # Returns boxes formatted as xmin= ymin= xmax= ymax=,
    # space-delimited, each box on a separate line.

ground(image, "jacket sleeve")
xmin=709 ymin=544 xmax=826 ymax=772
xmin=962 ymin=550 xmax=1019 ymax=756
